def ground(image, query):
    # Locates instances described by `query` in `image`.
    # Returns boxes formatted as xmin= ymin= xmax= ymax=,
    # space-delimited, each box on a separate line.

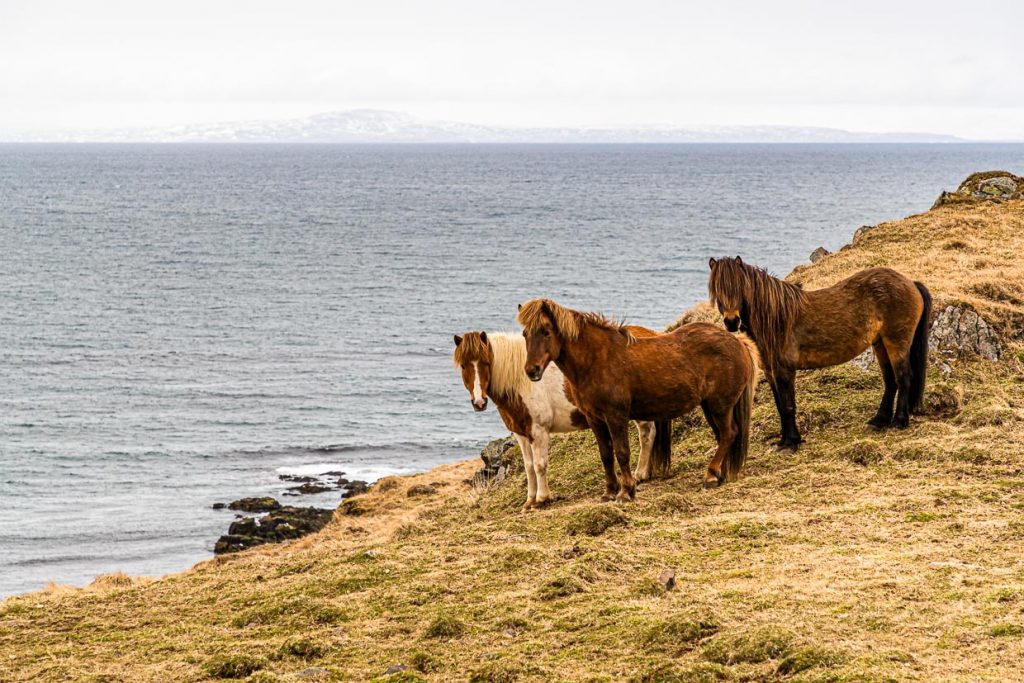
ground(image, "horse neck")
xmin=486 ymin=333 xmax=532 ymax=402
xmin=554 ymin=322 xmax=608 ymax=385
xmin=744 ymin=270 xmax=803 ymax=365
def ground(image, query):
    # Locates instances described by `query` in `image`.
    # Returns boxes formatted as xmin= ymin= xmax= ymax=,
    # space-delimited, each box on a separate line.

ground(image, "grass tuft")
xmin=423 ymin=614 xmax=466 ymax=639
xmin=702 ymin=626 xmax=794 ymax=665
xmin=566 ymin=505 xmax=628 ymax=536
xmin=203 ymin=653 xmax=263 ymax=679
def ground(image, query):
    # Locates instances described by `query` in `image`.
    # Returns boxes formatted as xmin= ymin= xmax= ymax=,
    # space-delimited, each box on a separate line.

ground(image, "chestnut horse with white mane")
xmin=517 ymin=298 xmax=760 ymax=500
xmin=453 ymin=331 xmax=670 ymax=511
xmin=708 ymin=257 xmax=931 ymax=450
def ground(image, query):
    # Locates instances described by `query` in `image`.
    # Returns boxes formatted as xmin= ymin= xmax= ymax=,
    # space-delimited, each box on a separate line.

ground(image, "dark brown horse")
xmin=708 ymin=257 xmax=932 ymax=450
xmin=517 ymin=298 xmax=760 ymax=500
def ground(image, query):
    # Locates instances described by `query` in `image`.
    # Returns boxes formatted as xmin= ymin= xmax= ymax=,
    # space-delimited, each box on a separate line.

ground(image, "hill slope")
xmin=3 ymin=195 xmax=1024 ymax=683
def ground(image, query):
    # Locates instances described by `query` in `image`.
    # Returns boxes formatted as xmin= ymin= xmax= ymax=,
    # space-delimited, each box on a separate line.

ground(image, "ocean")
xmin=2 ymin=143 xmax=1022 ymax=597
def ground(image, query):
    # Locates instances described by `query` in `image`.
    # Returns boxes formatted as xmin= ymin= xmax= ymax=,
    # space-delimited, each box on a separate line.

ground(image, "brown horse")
xmin=518 ymin=298 xmax=760 ymax=499
xmin=452 ymin=330 xmax=669 ymax=511
xmin=708 ymin=257 xmax=932 ymax=450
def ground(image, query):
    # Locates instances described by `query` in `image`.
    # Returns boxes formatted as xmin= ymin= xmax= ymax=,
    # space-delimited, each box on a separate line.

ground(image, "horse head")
xmin=453 ymin=331 xmax=492 ymax=411
xmin=709 ymin=256 xmax=747 ymax=332
xmin=517 ymin=299 xmax=565 ymax=382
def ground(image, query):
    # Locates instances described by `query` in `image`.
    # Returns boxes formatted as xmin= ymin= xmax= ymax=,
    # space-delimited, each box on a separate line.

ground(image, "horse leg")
xmin=887 ymin=344 xmax=913 ymax=429
xmin=701 ymin=403 xmax=721 ymax=442
xmin=591 ymin=419 xmax=619 ymax=501
xmin=773 ymin=367 xmax=802 ymax=450
xmin=633 ymin=421 xmax=656 ymax=482
xmin=531 ymin=428 xmax=552 ymax=507
xmin=868 ymin=341 xmax=897 ymax=429
xmin=514 ymin=434 xmax=537 ymax=512
xmin=765 ymin=378 xmax=786 ymax=444
xmin=608 ymin=419 xmax=636 ymax=502
xmin=702 ymin=404 xmax=737 ymax=488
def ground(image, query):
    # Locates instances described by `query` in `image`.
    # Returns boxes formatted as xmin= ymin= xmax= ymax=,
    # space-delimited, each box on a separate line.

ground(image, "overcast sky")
xmin=2 ymin=0 xmax=1022 ymax=139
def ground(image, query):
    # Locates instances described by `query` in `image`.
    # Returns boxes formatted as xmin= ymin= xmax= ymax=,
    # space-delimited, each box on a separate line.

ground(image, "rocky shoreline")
xmin=211 ymin=472 xmax=369 ymax=555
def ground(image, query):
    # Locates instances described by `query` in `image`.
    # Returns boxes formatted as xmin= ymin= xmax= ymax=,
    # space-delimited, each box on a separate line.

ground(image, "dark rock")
xmin=658 ymin=568 xmax=677 ymax=591
xmin=384 ymin=664 xmax=409 ymax=674
xmin=227 ymin=497 xmax=281 ymax=513
xmin=286 ymin=482 xmax=334 ymax=495
xmin=406 ymin=484 xmax=437 ymax=497
xmin=211 ymin=502 xmax=226 ymax=510
xmin=473 ymin=436 xmax=517 ymax=485
xmin=278 ymin=474 xmax=317 ymax=483
xmin=322 ymin=470 xmax=346 ymax=477
xmin=213 ymin=506 xmax=334 ymax=554
xmin=343 ymin=480 xmax=369 ymax=497
xmin=809 ymin=247 xmax=830 ymax=263
xmin=335 ymin=477 xmax=350 ymax=487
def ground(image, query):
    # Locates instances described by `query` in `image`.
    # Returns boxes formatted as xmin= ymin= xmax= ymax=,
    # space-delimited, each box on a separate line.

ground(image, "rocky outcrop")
xmin=809 ymin=247 xmax=830 ymax=263
xmin=214 ymin=505 xmax=335 ymax=554
xmin=929 ymin=305 xmax=1001 ymax=361
xmin=472 ymin=436 xmax=517 ymax=485
xmin=932 ymin=171 xmax=1024 ymax=209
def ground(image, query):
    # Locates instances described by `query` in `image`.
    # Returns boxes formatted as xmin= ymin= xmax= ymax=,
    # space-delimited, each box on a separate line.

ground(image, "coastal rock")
xmin=929 ymin=305 xmax=1001 ymax=361
xmin=406 ymin=484 xmax=437 ymax=497
xmin=214 ymin=506 xmax=335 ymax=554
xmin=809 ymin=247 xmax=830 ymax=263
xmin=932 ymin=170 xmax=1024 ymax=209
xmin=285 ymin=482 xmax=334 ymax=495
xmin=852 ymin=225 xmax=877 ymax=245
xmin=343 ymin=480 xmax=369 ymax=497
xmin=658 ymin=568 xmax=676 ymax=591
xmin=227 ymin=497 xmax=281 ymax=513
xmin=473 ymin=436 xmax=517 ymax=485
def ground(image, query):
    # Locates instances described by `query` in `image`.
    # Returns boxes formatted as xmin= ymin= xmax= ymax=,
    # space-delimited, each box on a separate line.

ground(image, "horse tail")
xmin=650 ymin=419 xmax=673 ymax=478
xmin=725 ymin=334 xmax=761 ymax=482
xmin=909 ymin=281 xmax=932 ymax=414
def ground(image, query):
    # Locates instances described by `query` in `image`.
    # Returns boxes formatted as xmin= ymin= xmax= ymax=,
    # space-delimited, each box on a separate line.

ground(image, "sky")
xmin=1 ymin=0 xmax=1022 ymax=139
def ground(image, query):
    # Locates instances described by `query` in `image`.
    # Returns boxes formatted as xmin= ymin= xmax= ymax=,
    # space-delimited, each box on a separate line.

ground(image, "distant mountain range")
xmin=6 ymin=109 xmax=968 ymax=144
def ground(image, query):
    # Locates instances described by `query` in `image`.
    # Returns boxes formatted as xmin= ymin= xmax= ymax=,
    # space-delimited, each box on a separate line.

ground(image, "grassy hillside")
xmin=3 ymin=198 xmax=1024 ymax=683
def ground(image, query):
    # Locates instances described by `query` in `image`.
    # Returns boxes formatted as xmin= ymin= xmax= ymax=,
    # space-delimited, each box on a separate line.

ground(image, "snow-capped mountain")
xmin=5 ymin=110 xmax=966 ymax=143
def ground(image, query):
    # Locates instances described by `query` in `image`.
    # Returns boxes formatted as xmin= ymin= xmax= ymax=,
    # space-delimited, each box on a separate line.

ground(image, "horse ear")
xmin=480 ymin=331 xmax=487 ymax=344
xmin=709 ymin=257 xmax=717 ymax=269
xmin=735 ymin=255 xmax=743 ymax=264
xmin=517 ymin=303 xmax=522 ymax=311
xmin=453 ymin=335 xmax=463 ymax=347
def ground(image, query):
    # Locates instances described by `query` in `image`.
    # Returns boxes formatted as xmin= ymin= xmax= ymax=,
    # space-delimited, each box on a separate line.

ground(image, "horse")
xmin=707 ymin=256 xmax=932 ymax=450
xmin=453 ymin=331 xmax=670 ymax=511
xmin=517 ymin=299 xmax=760 ymax=500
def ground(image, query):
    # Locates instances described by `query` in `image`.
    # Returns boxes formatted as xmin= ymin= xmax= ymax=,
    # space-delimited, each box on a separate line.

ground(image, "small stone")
xmin=384 ymin=664 xmax=409 ymax=674
xmin=296 ymin=667 xmax=328 ymax=679
xmin=658 ymin=568 xmax=676 ymax=591
xmin=211 ymin=502 xmax=226 ymax=510
xmin=809 ymin=247 xmax=830 ymax=263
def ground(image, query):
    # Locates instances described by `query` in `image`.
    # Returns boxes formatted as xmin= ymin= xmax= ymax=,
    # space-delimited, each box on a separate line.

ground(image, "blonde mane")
xmin=486 ymin=333 xmax=533 ymax=399
xmin=517 ymin=298 xmax=636 ymax=344
xmin=453 ymin=331 xmax=532 ymax=399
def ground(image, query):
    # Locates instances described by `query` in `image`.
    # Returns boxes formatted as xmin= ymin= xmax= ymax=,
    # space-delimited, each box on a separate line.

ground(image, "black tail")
xmin=909 ymin=281 xmax=932 ymax=414
xmin=650 ymin=419 xmax=673 ymax=478
xmin=724 ymin=337 xmax=760 ymax=482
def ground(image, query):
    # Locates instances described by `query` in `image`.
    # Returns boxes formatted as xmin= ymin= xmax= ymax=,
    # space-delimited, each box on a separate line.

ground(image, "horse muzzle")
xmin=723 ymin=316 xmax=741 ymax=332
xmin=525 ymin=365 xmax=544 ymax=382
xmin=472 ymin=398 xmax=488 ymax=411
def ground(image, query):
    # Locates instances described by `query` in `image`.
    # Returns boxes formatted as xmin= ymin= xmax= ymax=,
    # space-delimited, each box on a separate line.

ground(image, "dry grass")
xmin=3 ymin=200 xmax=1024 ymax=682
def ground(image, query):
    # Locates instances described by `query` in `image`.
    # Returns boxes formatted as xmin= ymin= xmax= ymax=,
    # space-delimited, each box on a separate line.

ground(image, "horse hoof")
xmin=615 ymin=491 xmax=635 ymax=503
xmin=633 ymin=470 xmax=650 ymax=483
xmin=775 ymin=440 xmax=799 ymax=452
xmin=703 ymin=478 xmax=721 ymax=489
xmin=867 ymin=415 xmax=892 ymax=430
xmin=892 ymin=416 xmax=910 ymax=430
xmin=534 ymin=497 xmax=551 ymax=509
xmin=600 ymin=493 xmax=616 ymax=502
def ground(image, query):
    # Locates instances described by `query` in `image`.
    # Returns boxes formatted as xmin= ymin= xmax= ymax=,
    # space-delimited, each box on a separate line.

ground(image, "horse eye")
xmin=542 ymin=329 xmax=550 ymax=337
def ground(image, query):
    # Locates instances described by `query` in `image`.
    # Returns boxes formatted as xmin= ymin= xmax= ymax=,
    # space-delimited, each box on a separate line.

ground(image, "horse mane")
xmin=453 ymin=331 xmax=532 ymax=399
xmin=709 ymin=258 xmax=804 ymax=366
xmin=486 ymin=333 xmax=533 ymax=399
xmin=517 ymin=298 xmax=636 ymax=345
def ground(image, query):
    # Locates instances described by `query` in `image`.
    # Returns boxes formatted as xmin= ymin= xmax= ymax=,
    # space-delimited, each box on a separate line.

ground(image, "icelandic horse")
xmin=453 ymin=331 xmax=670 ymax=511
xmin=708 ymin=256 xmax=931 ymax=450
xmin=517 ymin=299 xmax=760 ymax=500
